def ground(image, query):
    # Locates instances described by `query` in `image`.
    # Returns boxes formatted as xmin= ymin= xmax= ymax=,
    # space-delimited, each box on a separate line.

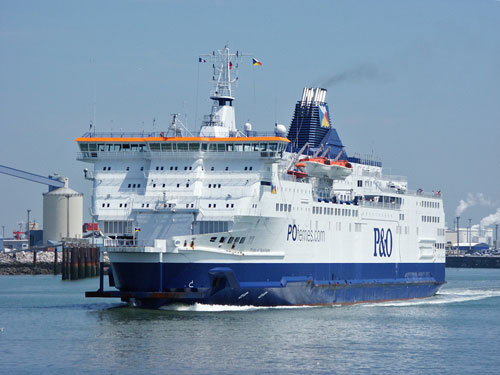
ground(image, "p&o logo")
xmin=373 ymin=228 xmax=393 ymax=257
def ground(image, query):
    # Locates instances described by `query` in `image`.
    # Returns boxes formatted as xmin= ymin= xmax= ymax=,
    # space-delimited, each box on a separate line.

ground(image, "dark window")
xmin=219 ymin=237 xmax=225 ymax=243
xmin=228 ymin=237 xmax=234 ymax=244
xmin=210 ymin=237 xmax=217 ymax=242
xmin=239 ymin=237 xmax=246 ymax=244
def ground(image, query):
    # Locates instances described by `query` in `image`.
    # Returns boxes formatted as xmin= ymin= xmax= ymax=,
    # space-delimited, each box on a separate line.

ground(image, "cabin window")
xmin=228 ymin=237 xmax=234 ymax=244
xmin=209 ymin=144 xmax=217 ymax=152
xmin=217 ymin=143 xmax=225 ymax=151
xmin=201 ymin=143 xmax=208 ymax=151
xmin=79 ymin=143 xmax=88 ymax=151
xmin=189 ymin=143 xmax=200 ymax=151
xmin=150 ymin=143 xmax=160 ymax=151
xmin=177 ymin=143 xmax=188 ymax=151
xmin=162 ymin=143 xmax=172 ymax=151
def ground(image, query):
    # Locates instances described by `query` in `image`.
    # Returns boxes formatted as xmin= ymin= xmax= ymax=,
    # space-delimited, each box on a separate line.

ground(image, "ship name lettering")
xmin=373 ymin=228 xmax=393 ymax=257
xmin=287 ymin=224 xmax=325 ymax=243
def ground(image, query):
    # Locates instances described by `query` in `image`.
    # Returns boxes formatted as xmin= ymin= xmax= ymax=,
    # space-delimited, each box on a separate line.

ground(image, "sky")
xmin=1 ymin=0 xmax=499 ymax=237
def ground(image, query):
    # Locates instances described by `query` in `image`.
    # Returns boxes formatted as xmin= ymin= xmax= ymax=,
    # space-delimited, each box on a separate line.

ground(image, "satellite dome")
xmin=244 ymin=122 xmax=252 ymax=132
xmin=275 ymin=124 xmax=287 ymax=136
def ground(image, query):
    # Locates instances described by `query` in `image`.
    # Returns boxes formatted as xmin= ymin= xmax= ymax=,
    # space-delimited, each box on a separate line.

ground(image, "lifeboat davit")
xmin=287 ymin=169 xmax=308 ymax=179
xmin=300 ymin=157 xmax=353 ymax=180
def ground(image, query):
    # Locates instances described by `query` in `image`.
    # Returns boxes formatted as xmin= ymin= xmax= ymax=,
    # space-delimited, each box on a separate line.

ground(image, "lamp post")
xmin=456 ymin=216 xmax=460 ymax=251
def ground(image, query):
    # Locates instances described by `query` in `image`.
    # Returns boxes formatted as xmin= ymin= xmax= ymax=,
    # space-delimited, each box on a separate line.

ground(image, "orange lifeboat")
xmin=298 ymin=157 xmax=353 ymax=180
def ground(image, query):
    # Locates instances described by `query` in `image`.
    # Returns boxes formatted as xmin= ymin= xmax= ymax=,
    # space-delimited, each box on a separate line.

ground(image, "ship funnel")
xmin=287 ymin=88 xmax=345 ymax=157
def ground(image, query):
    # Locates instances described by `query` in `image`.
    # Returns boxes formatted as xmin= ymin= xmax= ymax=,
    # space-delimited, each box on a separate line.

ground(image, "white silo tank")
xmin=43 ymin=178 xmax=83 ymax=245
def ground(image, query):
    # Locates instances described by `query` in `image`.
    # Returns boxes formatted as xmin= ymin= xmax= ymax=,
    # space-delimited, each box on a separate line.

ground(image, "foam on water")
xmin=362 ymin=288 xmax=500 ymax=307
xmin=160 ymin=303 xmax=318 ymax=312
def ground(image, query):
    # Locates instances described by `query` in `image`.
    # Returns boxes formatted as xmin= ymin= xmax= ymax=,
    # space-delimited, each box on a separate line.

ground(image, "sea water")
xmin=1 ymin=268 xmax=500 ymax=375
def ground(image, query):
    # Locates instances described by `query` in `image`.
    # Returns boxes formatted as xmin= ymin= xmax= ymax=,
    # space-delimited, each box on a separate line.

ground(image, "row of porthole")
xmin=208 ymin=203 xmax=235 ymax=208
xmin=210 ymin=236 xmax=246 ymax=245
xmin=102 ymin=165 xmax=254 ymax=173
xmin=101 ymin=203 xmax=128 ymax=208
xmin=313 ymin=206 xmax=359 ymax=217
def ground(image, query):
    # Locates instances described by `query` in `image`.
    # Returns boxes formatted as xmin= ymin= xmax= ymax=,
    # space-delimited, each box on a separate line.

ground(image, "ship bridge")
xmin=76 ymin=132 xmax=290 ymax=161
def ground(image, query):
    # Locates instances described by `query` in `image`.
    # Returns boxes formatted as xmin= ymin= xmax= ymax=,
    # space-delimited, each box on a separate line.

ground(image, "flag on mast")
xmin=252 ymin=58 xmax=262 ymax=66
xmin=199 ymin=58 xmax=206 ymax=63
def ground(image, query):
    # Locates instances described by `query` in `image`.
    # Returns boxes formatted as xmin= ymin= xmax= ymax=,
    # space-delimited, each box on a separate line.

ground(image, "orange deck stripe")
xmin=75 ymin=136 xmax=290 ymax=143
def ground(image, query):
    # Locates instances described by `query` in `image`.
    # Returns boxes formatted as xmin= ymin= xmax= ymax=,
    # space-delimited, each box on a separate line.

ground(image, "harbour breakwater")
xmin=0 ymin=251 xmax=58 ymax=275
xmin=446 ymin=255 xmax=500 ymax=268
xmin=0 ymin=250 xmax=109 ymax=276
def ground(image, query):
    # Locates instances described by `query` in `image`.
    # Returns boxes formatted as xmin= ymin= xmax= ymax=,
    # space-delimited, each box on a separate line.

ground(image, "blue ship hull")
xmin=109 ymin=262 xmax=445 ymax=307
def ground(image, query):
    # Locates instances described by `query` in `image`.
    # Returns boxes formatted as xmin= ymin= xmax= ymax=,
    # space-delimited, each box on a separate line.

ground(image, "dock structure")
xmin=61 ymin=243 xmax=100 ymax=280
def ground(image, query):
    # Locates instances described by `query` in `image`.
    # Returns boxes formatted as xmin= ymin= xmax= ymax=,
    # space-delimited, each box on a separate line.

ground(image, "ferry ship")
xmin=80 ymin=47 xmax=446 ymax=307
